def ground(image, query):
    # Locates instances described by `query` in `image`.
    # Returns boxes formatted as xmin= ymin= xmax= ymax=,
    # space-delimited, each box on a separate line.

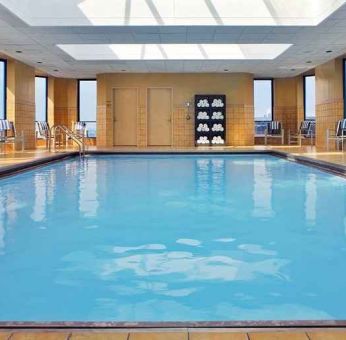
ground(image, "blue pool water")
xmin=0 ymin=154 xmax=345 ymax=322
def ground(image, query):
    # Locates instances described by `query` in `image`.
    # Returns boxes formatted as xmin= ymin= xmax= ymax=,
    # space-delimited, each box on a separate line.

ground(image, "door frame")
xmin=146 ymin=87 xmax=174 ymax=147
xmin=112 ymin=87 xmax=139 ymax=146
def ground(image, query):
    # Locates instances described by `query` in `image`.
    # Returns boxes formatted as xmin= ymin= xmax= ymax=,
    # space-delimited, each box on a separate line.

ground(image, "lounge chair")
xmin=0 ymin=119 xmax=24 ymax=152
xmin=288 ymin=120 xmax=315 ymax=146
xmin=35 ymin=121 xmax=52 ymax=148
xmin=74 ymin=121 xmax=87 ymax=138
xmin=326 ymin=119 xmax=346 ymax=151
xmin=264 ymin=121 xmax=284 ymax=145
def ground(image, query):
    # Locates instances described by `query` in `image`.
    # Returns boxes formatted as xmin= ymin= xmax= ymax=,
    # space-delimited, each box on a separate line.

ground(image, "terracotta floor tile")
xmin=11 ymin=333 xmax=69 ymax=340
xmin=0 ymin=333 xmax=11 ymax=340
xmin=307 ymin=332 xmax=346 ymax=340
xmin=71 ymin=333 xmax=128 ymax=340
xmin=190 ymin=333 xmax=248 ymax=340
xmin=129 ymin=332 xmax=187 ymax=340
xmin=249 ymin=333 xmax=308 ymax=340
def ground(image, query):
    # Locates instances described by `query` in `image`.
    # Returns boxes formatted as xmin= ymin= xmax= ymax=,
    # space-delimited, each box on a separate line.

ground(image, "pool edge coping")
xmin=0 ymin=152 xmax=80 ymax=179
xmin=1 ymin=320 xmax=346 ymax=329
xmin=0 ymin=149 xmax=345 ymax=179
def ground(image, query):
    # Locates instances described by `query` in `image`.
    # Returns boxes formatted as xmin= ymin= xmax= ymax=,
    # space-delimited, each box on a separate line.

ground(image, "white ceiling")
xmin=1 ymin=0 xmax=344 ymax=26
xmin=0 ymin=0 xmax=345 ymax=78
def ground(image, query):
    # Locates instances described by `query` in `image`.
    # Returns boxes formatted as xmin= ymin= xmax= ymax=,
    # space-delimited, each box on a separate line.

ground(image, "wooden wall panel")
xmin=97 ymin=73 xmax=254 ymax=147
xmin=274 ymin=77 xmax=298 ymax=143
xmin=54 ymin=78 xmax=77 ymax=129
xmin=315 ymin=58 xmax=344 ymax=150
xmin=296 ymin=76 xmax=305 ymax=129
xmin=6 ymin=60 xmax=35 ymax=149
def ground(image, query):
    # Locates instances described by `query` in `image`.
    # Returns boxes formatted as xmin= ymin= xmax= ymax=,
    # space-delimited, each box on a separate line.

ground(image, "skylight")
xmin=57 ymin=44 xmax=291 ymax=60
xmin=0 ymin=0 xmax=344 ymax=26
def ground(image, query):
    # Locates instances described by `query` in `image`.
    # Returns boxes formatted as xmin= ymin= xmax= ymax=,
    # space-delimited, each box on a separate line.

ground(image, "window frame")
xmin=254 ymin=78 xmax=274 ymax=122
xmin=0 ymin=58 xmax=7 ymax=120
xmin=303 ymin=74 xmax=316 ymax=121
xmin=35 ymin=75 xmax=48 ymax=122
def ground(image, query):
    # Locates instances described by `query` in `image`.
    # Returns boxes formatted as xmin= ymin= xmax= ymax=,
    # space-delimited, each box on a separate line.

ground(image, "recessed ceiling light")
xmin=326 ymin=50 xmax=333 ymax=53
xmin=58 ymin=44 xmax=292 ymax=61
xmin=15 ymin=50 xmax=22 ymax=53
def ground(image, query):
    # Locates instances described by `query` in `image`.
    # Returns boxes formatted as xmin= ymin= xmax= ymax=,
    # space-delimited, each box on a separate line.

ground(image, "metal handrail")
xmin=49 ymin=125 xmax=85 ymax=157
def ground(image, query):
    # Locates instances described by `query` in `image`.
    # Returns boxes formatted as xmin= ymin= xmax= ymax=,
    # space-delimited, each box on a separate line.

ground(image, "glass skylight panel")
xmin=0 ymin=0 xmax=344 ymax=26
xmin=58 ymin=44 xmax=292 ymax=60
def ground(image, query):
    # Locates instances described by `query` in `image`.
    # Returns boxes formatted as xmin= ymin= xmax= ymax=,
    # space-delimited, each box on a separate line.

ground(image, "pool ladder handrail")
xmin=49 ymin=125 xmax=86 ymax=157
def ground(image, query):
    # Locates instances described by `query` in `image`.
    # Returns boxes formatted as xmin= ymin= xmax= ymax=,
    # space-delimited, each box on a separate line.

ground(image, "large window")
xmin=254 ymin=79 xmax=273 ymax=135
xmin=254 ymin=79 xmax=273 ymax=121
xmin=304 ymin=75 xmax=316 ymax=120
xmin=0 ymin=60 xmax=6 ymax=120
xmin=35 ymin=76 xmax=48 ymax=122
xmin=78 ymin=80 xmax=97 ymax=137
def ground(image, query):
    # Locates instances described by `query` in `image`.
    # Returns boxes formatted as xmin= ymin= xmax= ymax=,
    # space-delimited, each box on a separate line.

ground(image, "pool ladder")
xmin=49 ymin=125 xmax=86 ymax=157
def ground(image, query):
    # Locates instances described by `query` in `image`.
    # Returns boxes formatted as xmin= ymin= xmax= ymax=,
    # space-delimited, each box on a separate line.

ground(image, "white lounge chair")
xmin=264 ymin=121 xmax=284 ymax=145
xmin=326 ymin=119 xmax=346 ymax=151
xmin=35 ymin=121 xmax=52 ymax=148
xmin=0 ymin=119 xmax=24 ymax=152
xmin=288 ymin=120 xmax=315 ymax=146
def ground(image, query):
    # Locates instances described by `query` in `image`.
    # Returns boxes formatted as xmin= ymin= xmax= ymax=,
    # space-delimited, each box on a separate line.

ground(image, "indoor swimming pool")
xmin=0 ymin=154 xmax=345 ymax=323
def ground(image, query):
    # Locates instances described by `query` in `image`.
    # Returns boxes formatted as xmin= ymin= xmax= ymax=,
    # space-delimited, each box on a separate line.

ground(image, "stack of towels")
xmin=211 ymin=99 xmax=224 ymax=107
xmin=197 ymin=123 xmax=209 ymax=132
xmin=197 ymin=136 xmax=210 ymax=144
xmin=212 ymin=123 xmax=224 ymax=132
xmin=212 ymin=111 xmax=224 ymax=120
xmin=212 ymin=136 xmax=224 ymax=144
xmin=197 ymin=99 xmax=209 ymax=107
xmin=197 ymin=111 xmax=209 ymax=120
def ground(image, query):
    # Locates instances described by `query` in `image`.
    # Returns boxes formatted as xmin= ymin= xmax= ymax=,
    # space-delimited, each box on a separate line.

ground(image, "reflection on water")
xmin=31 ymin=173 xmax=48 ymax=223
xmin=62 ymin=249 xmax=288 ymax=282
xmin=0 ymin=155 xmax=345 ymax=321
xmin=253 ymin=158 xmax=273 ymax=218
xmin=305 ymin=174 xmax=317 ymax=225
xmin=79 ymin=159 xmax=99 ymax=217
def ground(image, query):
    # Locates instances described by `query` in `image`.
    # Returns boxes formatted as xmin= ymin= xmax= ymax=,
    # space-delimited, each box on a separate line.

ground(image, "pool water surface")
xmin=0 ymin=154 xmax=345 ymax=322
